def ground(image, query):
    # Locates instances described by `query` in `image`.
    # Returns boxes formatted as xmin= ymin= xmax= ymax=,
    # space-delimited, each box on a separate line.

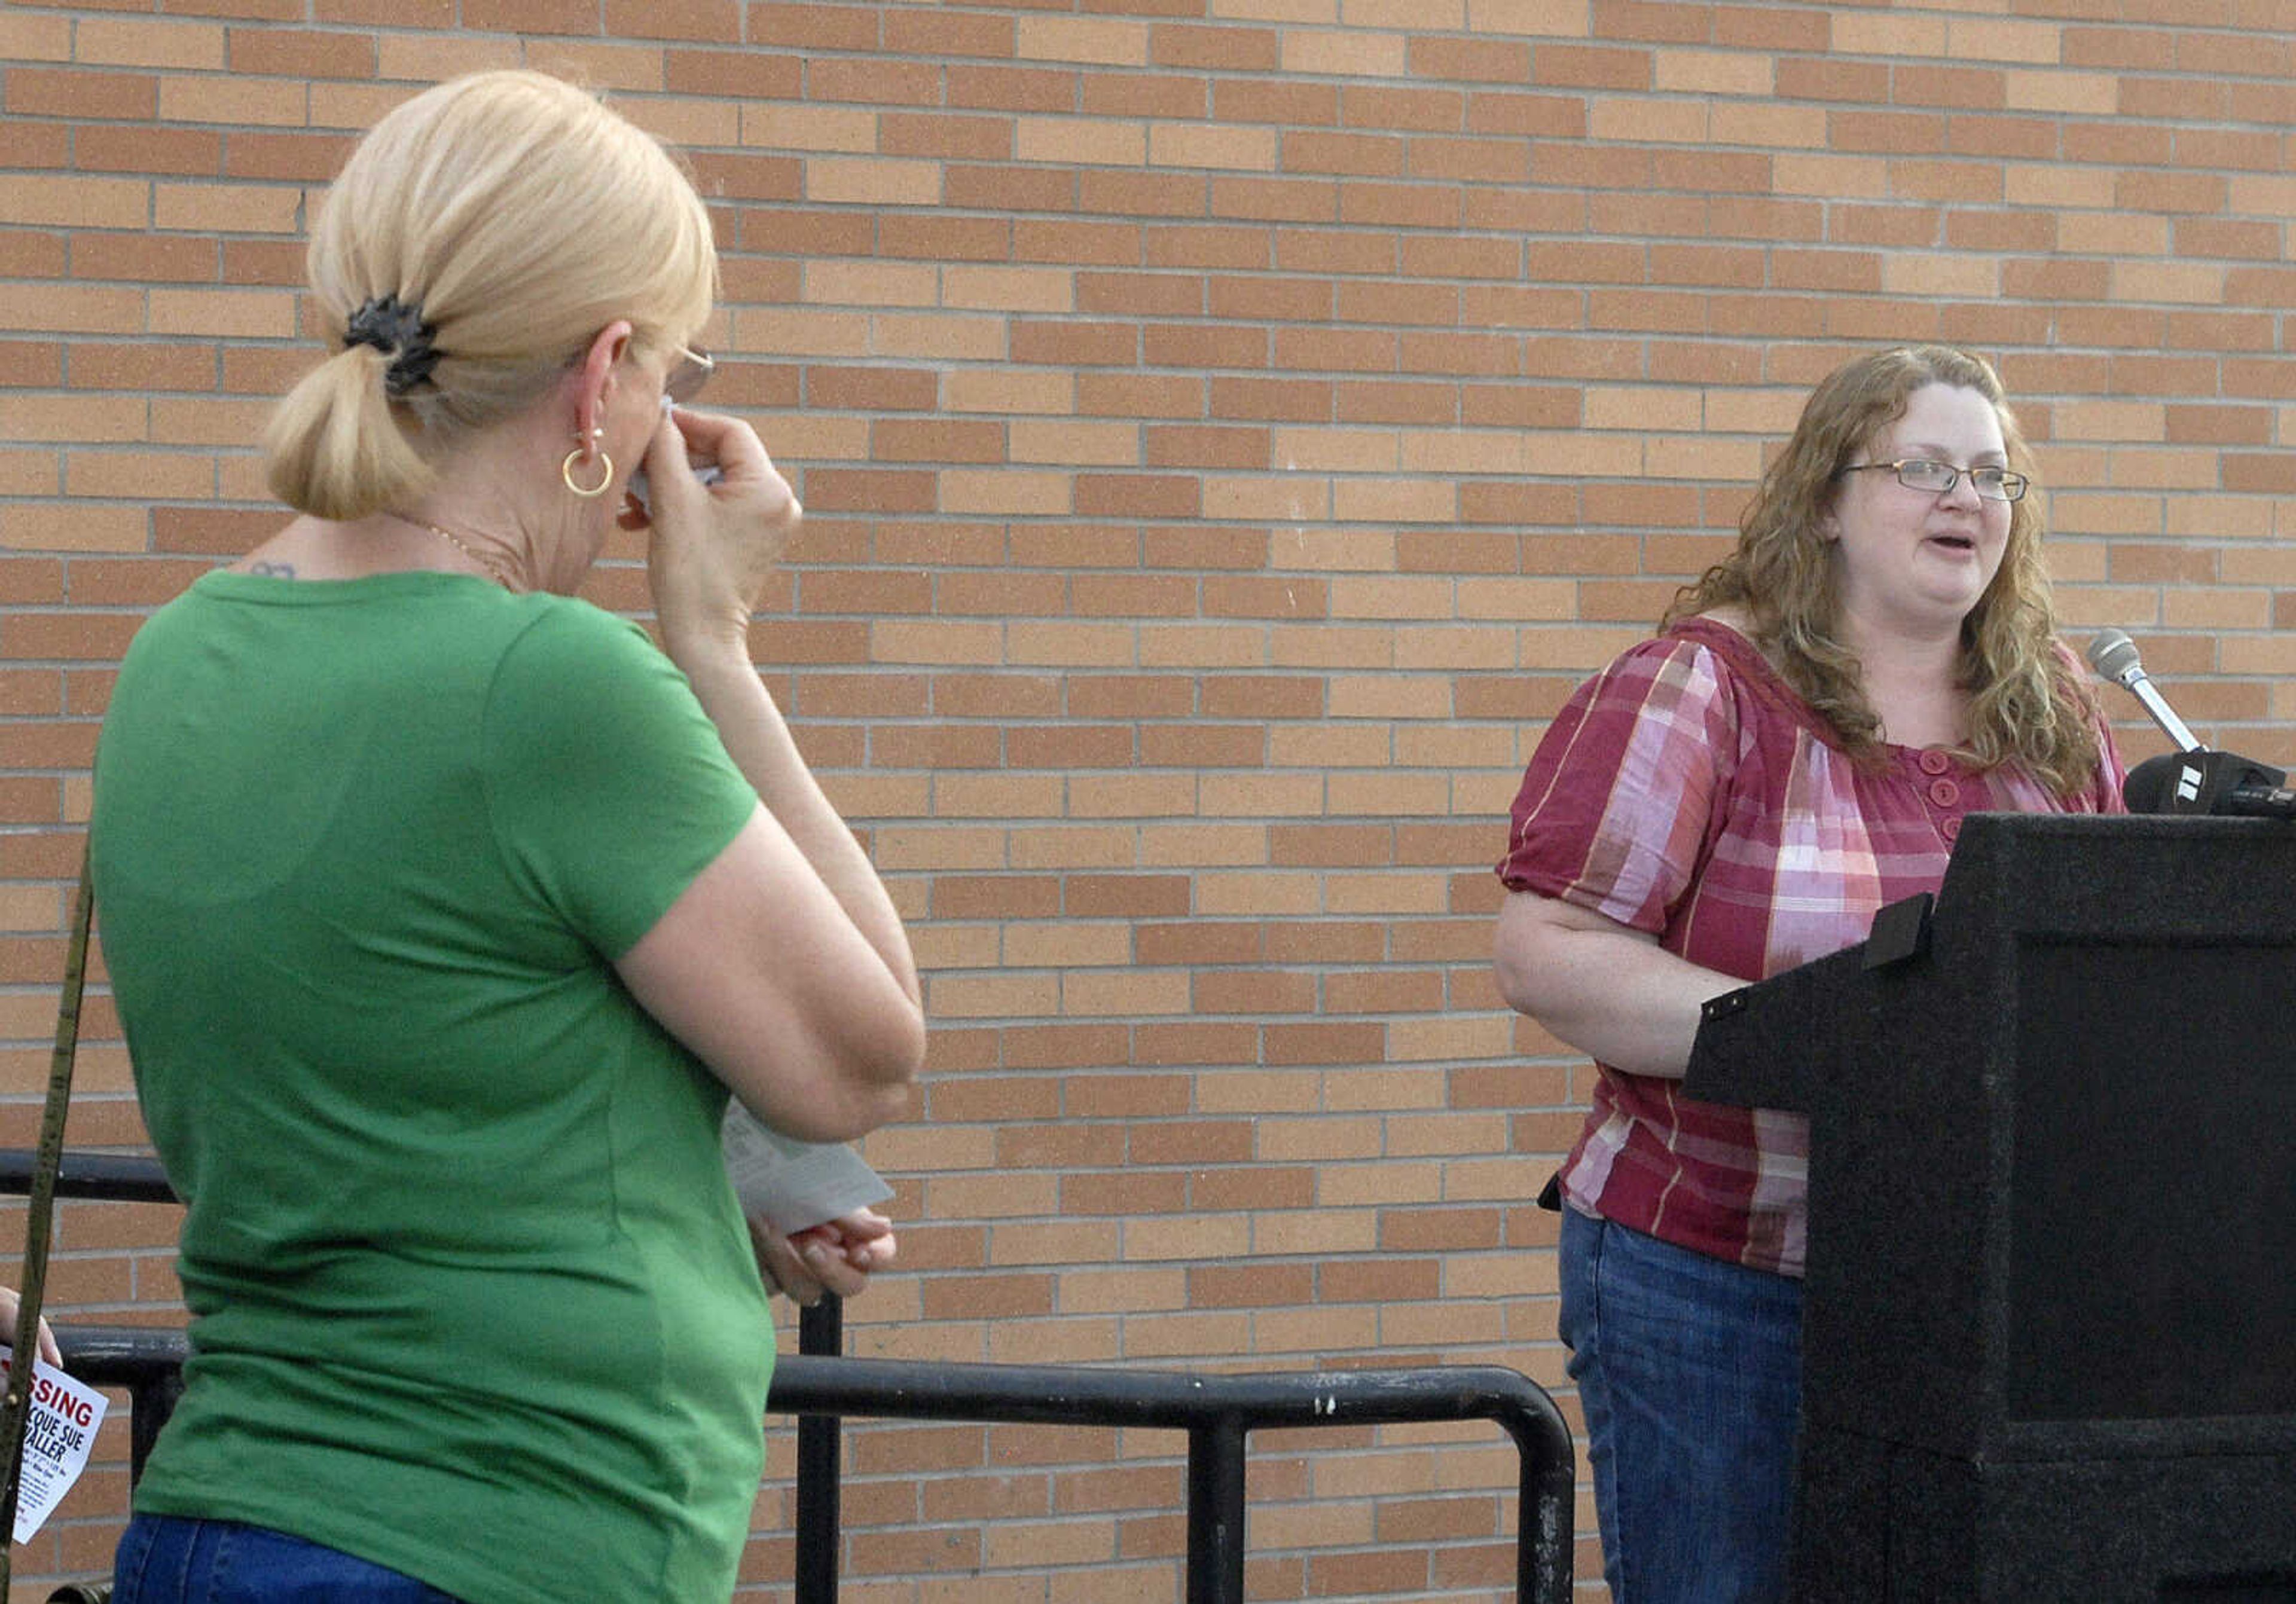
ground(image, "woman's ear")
xmin=570 ymin=320 xmax=635 ymax=444
xmin=1816 ymin=485 xmax=1843 ymax=544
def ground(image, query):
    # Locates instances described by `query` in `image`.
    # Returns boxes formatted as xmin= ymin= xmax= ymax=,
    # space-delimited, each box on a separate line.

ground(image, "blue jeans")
xmin=112 ymin=1516 xmax=465 ymax=1604
xmin=1558 ymin=1207 xmax=1803 ymax=1604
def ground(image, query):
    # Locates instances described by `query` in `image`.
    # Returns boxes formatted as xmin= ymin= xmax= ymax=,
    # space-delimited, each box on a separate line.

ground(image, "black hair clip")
xmin=343 ymin=294 xmax=441 ymax=398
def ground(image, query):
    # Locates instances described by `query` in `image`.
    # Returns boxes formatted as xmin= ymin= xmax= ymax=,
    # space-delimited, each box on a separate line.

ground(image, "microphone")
xmin=2086 ymin=630 xmax=2202 ymax=753
xmin=2219 ymin=782 xmax=2296 ymax=822
xmin=2088 ymin=632 xmax=2292 ymax=817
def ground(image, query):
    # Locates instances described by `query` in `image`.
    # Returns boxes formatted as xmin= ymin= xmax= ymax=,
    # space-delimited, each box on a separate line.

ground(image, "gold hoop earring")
xmin=561 ymin=447 xmax=613 ymax=499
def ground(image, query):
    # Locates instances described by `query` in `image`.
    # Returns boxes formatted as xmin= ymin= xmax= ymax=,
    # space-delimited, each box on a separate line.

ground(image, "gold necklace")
xmin=385 ymin=511 xmax=520 ymax=591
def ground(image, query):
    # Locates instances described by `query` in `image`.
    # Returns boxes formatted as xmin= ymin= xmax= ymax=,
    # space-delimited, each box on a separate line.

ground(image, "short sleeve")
xmin=483 ymin=603 xmax=760 ymax=960
xmin=1495 ymin=637 xmax=1740 ymax=936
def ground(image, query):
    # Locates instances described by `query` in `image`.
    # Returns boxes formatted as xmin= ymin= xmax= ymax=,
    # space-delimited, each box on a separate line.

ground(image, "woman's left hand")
xmin=749 ymin=1209 xmax=897 ymax=1307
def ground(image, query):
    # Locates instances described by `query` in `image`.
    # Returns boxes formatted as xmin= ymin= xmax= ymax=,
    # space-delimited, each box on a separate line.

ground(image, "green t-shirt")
xmin=90 ymin=570 xmax=771 ymax=1604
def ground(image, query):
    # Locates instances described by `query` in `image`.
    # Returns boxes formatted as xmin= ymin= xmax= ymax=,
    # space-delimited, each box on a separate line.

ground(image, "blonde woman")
xmin=1494 ymin=347 xmax=2122 ymax=1601
xmin=90 ymin=72 xmax=922 ymax=1603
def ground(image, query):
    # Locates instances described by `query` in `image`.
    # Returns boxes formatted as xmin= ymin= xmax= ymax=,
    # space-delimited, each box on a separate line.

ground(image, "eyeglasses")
xmin=1841 ymin=458 xmax=2030 ymax=503
xmin=664 ymin=344 xmax=713 ymax=406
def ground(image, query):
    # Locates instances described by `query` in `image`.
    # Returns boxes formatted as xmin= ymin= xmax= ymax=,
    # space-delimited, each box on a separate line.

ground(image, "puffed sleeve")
xmin=1495 ymin=636 xmax=1741 ymax=937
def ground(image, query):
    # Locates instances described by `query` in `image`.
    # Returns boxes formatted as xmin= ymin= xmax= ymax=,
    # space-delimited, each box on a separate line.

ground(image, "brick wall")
xmin=4 ymin=2 xmax=2293 ymax=1598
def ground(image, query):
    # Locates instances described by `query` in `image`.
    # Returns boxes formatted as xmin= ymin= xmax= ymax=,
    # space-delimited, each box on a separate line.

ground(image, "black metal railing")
xmin=0 ymin=1153 xmax=179 ymax=1206
xmin=4 ymin=1151 xmax=1576 ymax=1601
xmin=772 ymin=1339 xmax=1574 ymax=1603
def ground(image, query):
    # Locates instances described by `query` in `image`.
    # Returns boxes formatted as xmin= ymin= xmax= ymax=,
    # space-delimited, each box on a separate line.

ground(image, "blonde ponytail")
xmin=262 ymin=346 xmax=436 ymax=521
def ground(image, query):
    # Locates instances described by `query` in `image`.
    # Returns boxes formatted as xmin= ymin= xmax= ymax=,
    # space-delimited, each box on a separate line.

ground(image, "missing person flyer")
xmin=0 ymin=1348 xmax=107 ymax=1541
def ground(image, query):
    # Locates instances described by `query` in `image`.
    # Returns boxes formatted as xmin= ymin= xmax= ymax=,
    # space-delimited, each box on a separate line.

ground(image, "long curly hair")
xmin=1666 ymin=344 xmax=2101 ymax=796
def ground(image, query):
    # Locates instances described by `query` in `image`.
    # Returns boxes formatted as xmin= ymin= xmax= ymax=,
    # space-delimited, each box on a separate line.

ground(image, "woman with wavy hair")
xmin=91 ymin=71 xmax=923 ymax=1603
xmin=1492 ymin=346 xmax=2121 ymax=1601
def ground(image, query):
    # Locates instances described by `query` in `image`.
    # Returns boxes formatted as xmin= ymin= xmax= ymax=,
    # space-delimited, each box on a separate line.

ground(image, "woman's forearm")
xmin=1493 ymin=891 xmax=1740 ymax=1079
xmin=676 ymin=641 xmax=922 ymax=1011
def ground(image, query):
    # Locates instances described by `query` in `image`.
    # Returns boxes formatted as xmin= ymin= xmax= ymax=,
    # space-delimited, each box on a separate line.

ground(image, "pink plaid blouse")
xmin=1497 ymin=617 xmax=2124 ymax=1276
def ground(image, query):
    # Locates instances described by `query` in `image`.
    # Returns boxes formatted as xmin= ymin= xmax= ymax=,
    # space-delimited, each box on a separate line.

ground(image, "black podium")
xmin=1685 ymin=813 xmax=2296 ymax=1602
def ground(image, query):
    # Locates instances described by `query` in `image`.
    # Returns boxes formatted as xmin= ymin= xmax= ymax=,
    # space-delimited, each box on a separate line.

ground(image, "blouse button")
xmin=1928 ymin=777 xmax=1961 ymax=808
xmin=1941 ymin=814 xmax=1962 ymax=842
xmin=1917 ymin=747 xmax=1952 ymax=776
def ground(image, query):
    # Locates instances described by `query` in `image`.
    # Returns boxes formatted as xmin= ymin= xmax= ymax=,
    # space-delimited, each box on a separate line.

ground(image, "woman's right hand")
xmin=0 ymin=1286 xmax=62 ymax=1367
xmin=748 ymin=1209 xmax=898 ymax=1307
xmin=636 ymin=404 xmax=802 ymax=659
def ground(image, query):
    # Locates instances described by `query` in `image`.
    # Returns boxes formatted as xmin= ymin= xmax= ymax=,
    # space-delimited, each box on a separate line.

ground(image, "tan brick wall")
xmin=4 ymin=2 xmax=2293 ymax=1598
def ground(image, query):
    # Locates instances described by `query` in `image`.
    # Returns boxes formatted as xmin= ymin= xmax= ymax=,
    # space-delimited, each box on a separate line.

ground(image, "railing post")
xmin=1184 ymin=1411 xmax=1248 ymax=1604
xmin=129 ymin=1369 xmax=183 ymax=1486
xmin=793 ymin=1295 xmax=843 ymax=1604
xmin=1519 ymin=1417 xmax=1577 ymax=1604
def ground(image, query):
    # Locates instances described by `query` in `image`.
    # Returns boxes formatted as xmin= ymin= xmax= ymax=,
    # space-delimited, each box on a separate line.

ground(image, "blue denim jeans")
xmin=112 ymin=1516 xmax=465 ymax=1604
xmin=1558 ymin=1207 xmax=1803 ymax=1604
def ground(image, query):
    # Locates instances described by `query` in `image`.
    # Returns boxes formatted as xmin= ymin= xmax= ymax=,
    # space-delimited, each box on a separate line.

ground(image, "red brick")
xmin=1081 ymin=70 xmax=1207 ymax=121
xmin=1832 ymin=110 xmax=1946 ymax=155
xmin=1076 ymin=372 xmax=1204 ymax=418
xmin=80 ymin=126 xmax=220 ymax=176
xmin=1064 ymin=875 xmax=1190 ymax=917
xmin=1151 ymin=22 xmax=1276 ymax=73
xmin=1015 ymin=320 xmax=1138 ymax=366
xmin=71 ymin=233 xmax=219 ymax=285
xmin=1136 ymin=921 xmax=1258 ymax=965
xmin=2065 ymin=120 xmax=2173 ymax=166
xmin=809 ymin=57 xmax=937 ymax=105
xmin=667 ymin=48 xmax=802 ymax=98
xmin=1079 ymin=169 xmax=1207 ymax=219
xmin=1014 ymin=218 xmax=1141 ymax=266
xmin=0 ymin=234 xmax=67 ymax=277
xmin=1778 ymin=57 xmax=1889 ymax=102
xmin=0 ymin=344 xmax=62 ymax=390
xmin=1283 ymin=130 xmax=1405 ymax=179
xmin=947 ymin=63 xmax=1076 ymax=115
xmin=741 ymin=207 xmax=871 ymax=257
xmin=1535 ymin=43 xmax=1654 ymax=90
xmin=1262 ymin=1022 xmax=1384 ymax=1065
xmin=1210 ymin=78 xmax=1337 ymax=127
xmin=228 ymin=27 xmax=375 ymax=75
xmin=797 ymin=469 xmax=937 ymax=514
xmin=1950 ymin=113 xmax=2057 ymax=162
xmin=2177 ymin=219 xmax=2283 ymax=261
xmin=594 ymin=0 xmax=733 ymax=36
xmin=1209 ymin=175 xmax=1336 ymax=224
xmin=884 ymin=7 xmax=1014 ymax=58
xmin=10 ymin=69 xmax=158 ymax=120
xmin=1894 ymin=65 xmax=2006 ymax=111
xmin=223 ymin=131 xmax=359 ymax=182
xmin=871 ymin=419 xmax=1006 ymax=465
xmin=689 ymin=152 xmax=801 ymax=202
xmin=7 ymin=123 xmax=70 ymax=170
